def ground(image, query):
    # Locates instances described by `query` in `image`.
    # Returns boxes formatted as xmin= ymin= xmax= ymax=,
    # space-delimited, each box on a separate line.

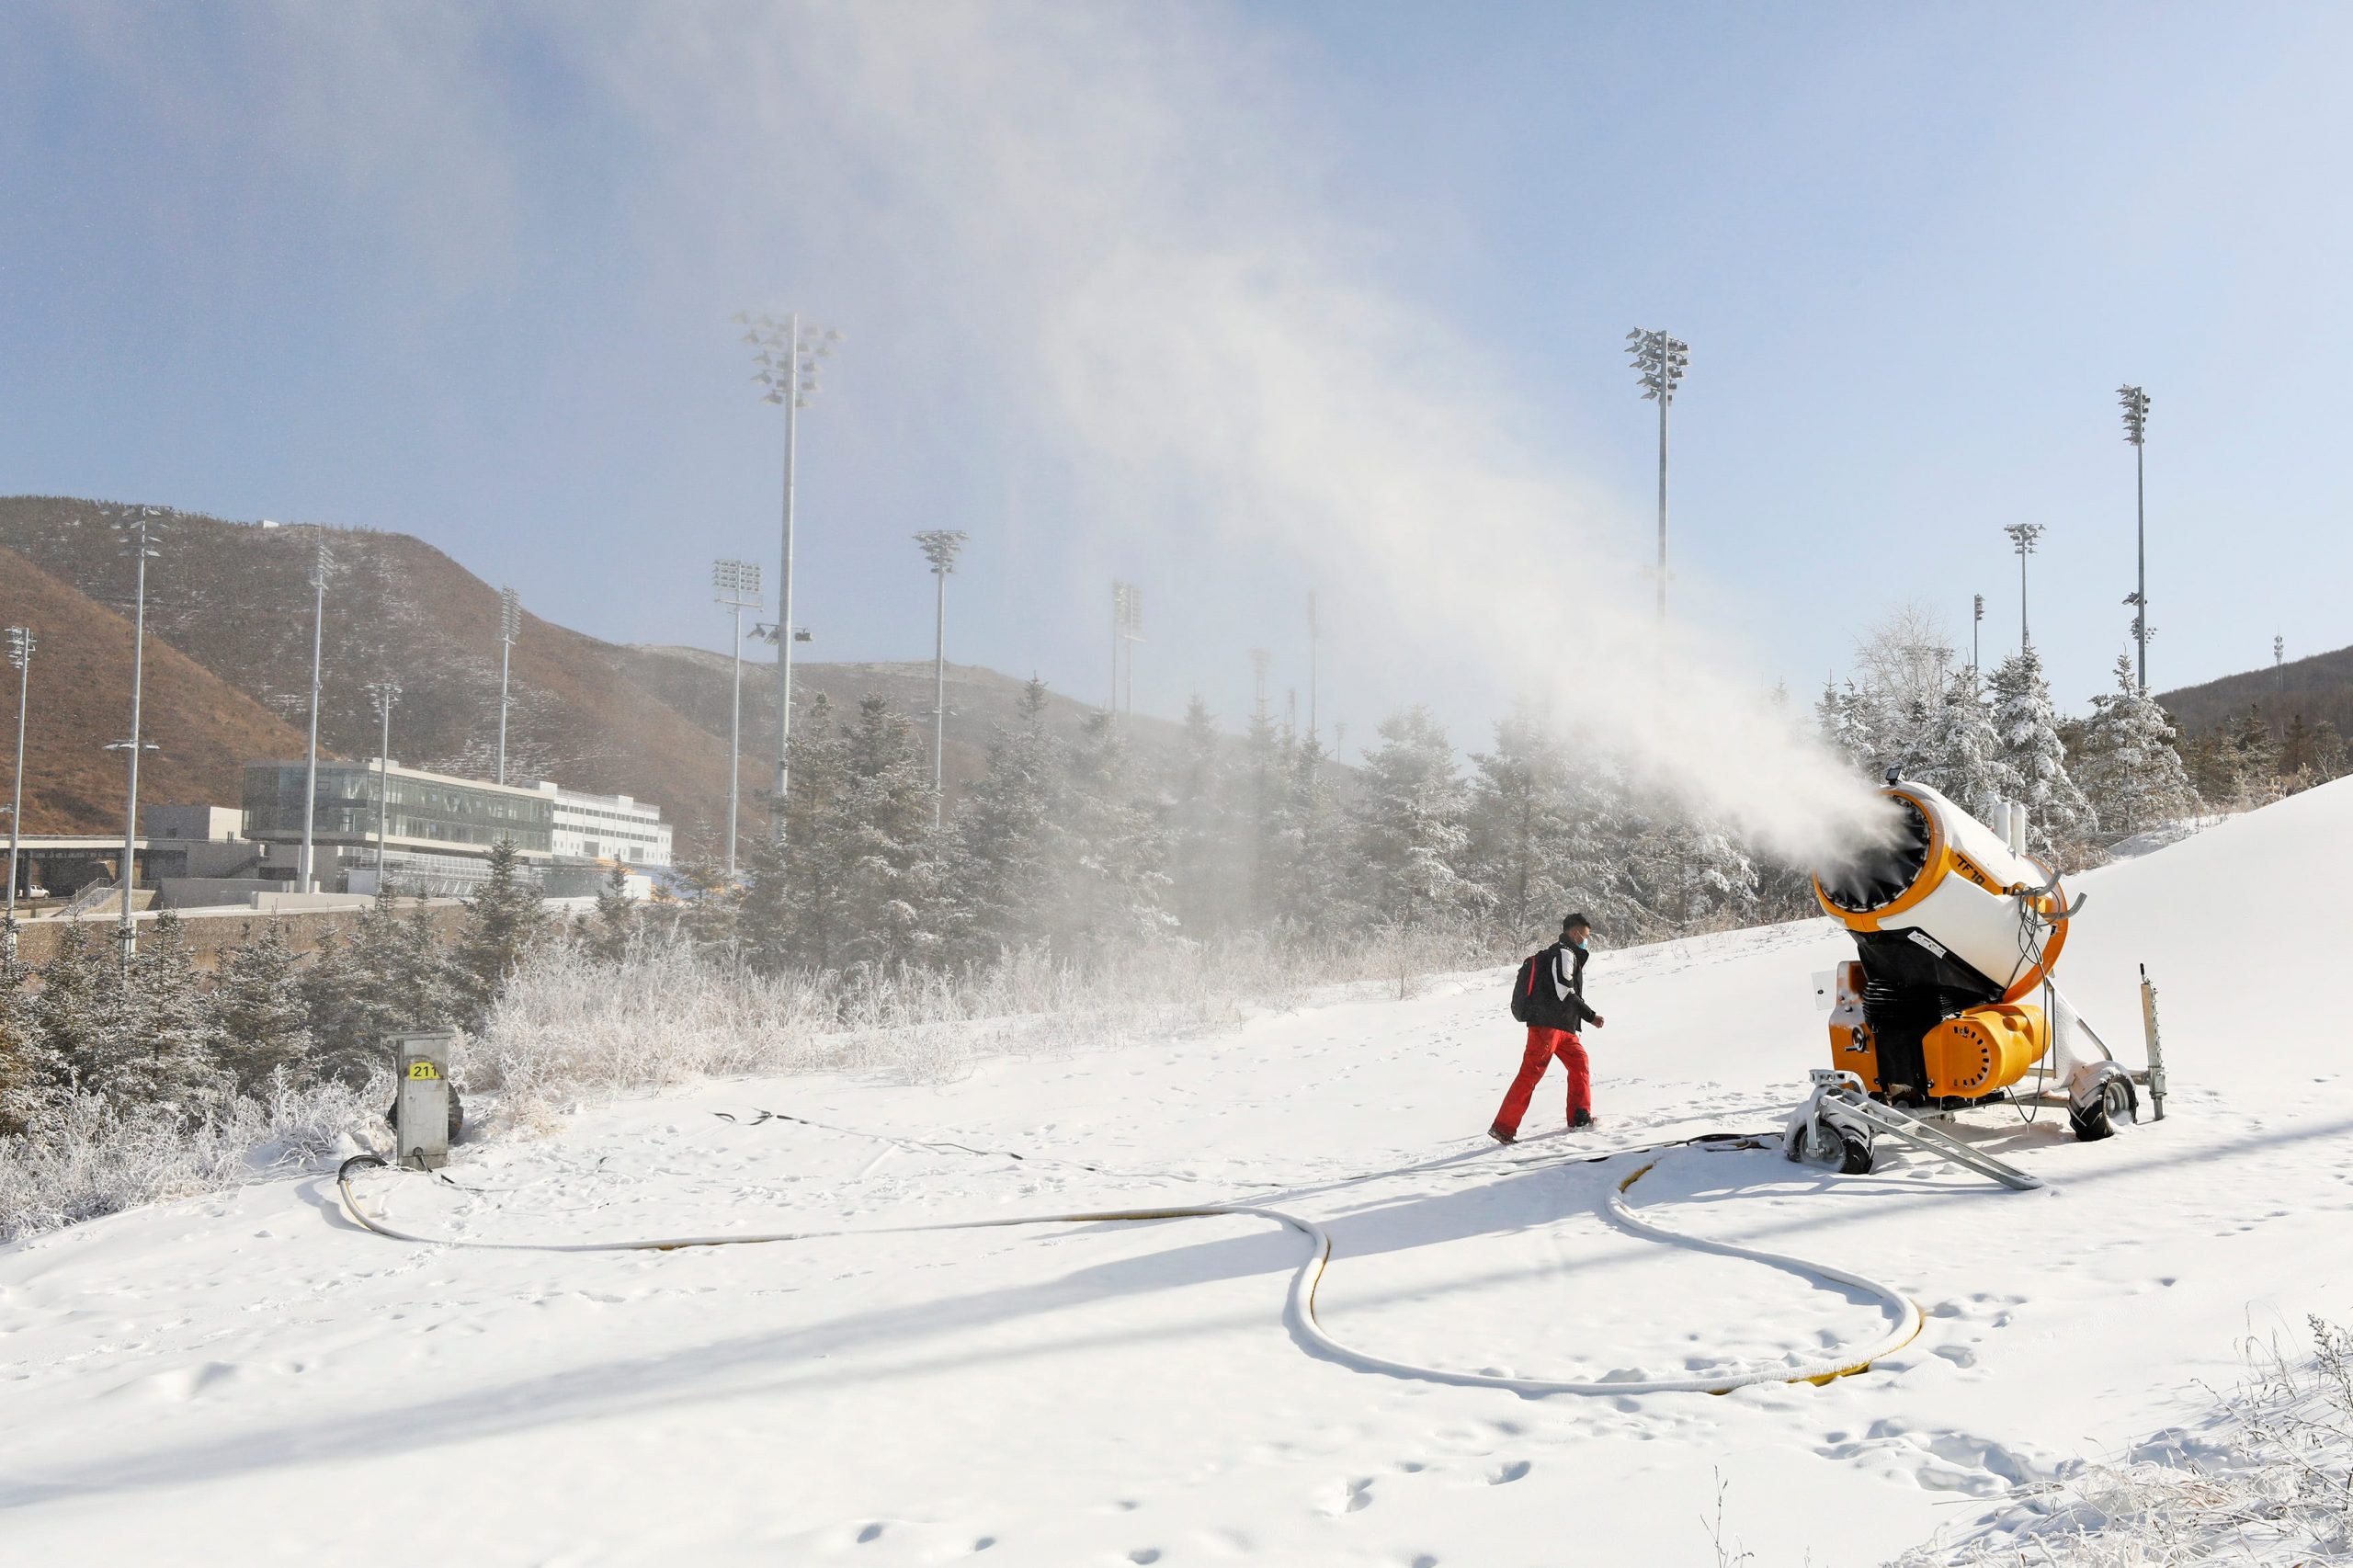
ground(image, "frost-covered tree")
xmin=1166 ymin=696 xmax=1238 ymax=936
xmin=0 ymin=941 xmax=49 ymax=1133
xmin=1235 ymin=696 xmax=1288 ymax=928
xmin=1915 ymin=666 xmax=2018 ymax=819
xmin=1989 ymin=647 xmax=2095 ymax=855
xmin=833 ymin=695 xmax=944 ymax=968
xmin=1466 ymin=705 xmax=1592 ymax=943
xmin=302 ymin=898 xmax=461 ymax=1085
xmin=744 ymin=691 xmax=851 ymax=971
xmin=1265 ymin=735 xmax=1347 ymax=938
xmin=1055 ymin=711 xmax=1175 ymax=958
xmin=1815 ymin=680 xmax=1889 ymax=774
xmin=942 ymin=678 xmax=1065 ymax=961
xmin=585 ymin=861 xmax=637 ymax=964
xmin=2229 ymin=706 xmax=2285 ymax=807
xmin=2182 ymin=728 xmax=2242 ymax=810
xmin=1350 ymin=706 xmax=1486 ymax=926
xmin=211 ymin=922 xmax=313 ymax=1094
xmin=450 ymin=840 xmax=549 ymax=1030
xmin=1619 ymin=801 xmax=1759 ymax=936
xmin=67 ymin=913 xmax=222 ymax=1119
xmin=2076 ymin=654 xmax=2198 ymax=837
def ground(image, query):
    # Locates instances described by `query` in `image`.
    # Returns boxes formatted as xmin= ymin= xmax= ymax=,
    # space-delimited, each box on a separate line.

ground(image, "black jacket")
xmin=1524 ymin=941 xmax=1597 ymax=1033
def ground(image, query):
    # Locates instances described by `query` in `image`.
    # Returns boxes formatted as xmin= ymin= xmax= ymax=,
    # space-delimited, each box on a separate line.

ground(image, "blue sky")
xmin=2 ymin=2 xmax=2347 ymax=757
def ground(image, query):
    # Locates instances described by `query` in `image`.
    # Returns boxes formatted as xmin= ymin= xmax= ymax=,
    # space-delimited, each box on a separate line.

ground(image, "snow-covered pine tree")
xmin=1466 ymin=704 xmax=1586 ymax=944
xmin=1055 ymin=710 xmax=1176 ymax=958
xmin=1915 ymin=665 xmax=2018 ymax=819
xmin=1618 ymin=799 xmax=1759 ymax=936
xmin=2229 ymin=705 xmax=2285 ymax=807
xmin=1349 ymin=706 xmax=1487 ymax=927
xmin=1266 ymin=734 xmax=1347 ymax=938
xmin=2077 ymin=653 xmax=2199 ymax=838
xmin=1235 ymin=693 xmax=1287 ymax=929
xmin=835 ymin=694 xmax=944 ymax=968
xmin=2182 ymin=728 xmax=2241 ymax=810
xmin=748 ymin=690 xmax=852 ymax=970
xmin=1166 ymin=696 xmax=1238 ymax=937
xmin=1815 ymin=679 xmax=1894 ymax=778
xmin=941 ymin=677 xmax=1065 ymax=962
xmin=1989 ymin=647 xmax=2095 ymax=855
xmin=451 ymin=839 xmax=550 ymax=1031
xmin=210 ymin=922 xmax=313 ymax=1095
xmin=88 ymin=912 xmax=222 ymax=1120
xmin=301 ymin=896 xmax=461 ymax=1085
xmin=585 ymin=861 xmax=637 ymax=963
xmin=656 ymin=851 xmax=740 ymax=962
xmin=0 ymin=939 xmax=48 ymax=1133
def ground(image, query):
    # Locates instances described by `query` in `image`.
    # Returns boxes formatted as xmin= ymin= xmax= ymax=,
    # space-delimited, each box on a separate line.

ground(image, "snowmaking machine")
xmin=1786 ymin=775 xmax=2160 ymax=1179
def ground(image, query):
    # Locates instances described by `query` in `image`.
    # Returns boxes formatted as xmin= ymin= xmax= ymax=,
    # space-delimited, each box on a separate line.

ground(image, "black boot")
xmin=1569 ymin=1108 xmax=1593 ymax=1131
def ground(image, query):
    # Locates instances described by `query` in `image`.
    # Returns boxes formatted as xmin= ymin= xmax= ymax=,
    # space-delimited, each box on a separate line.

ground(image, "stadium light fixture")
xmin=737 ymin=310 xmax=842 ymax=842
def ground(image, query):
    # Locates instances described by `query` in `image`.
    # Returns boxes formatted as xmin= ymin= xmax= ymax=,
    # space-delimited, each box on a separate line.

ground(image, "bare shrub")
xmin=1903 ymin=1316 xmax=2353 ymax=1566
xmin=463 ymin=922 xmax=1500 ymax=1124
xmin=0 ymin=1071 xmax=387 ymax=1244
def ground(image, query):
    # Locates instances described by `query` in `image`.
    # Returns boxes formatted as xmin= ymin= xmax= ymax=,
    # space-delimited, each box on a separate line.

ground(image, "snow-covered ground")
xmin=8 ymin=783 xmax=2353 ymax=1565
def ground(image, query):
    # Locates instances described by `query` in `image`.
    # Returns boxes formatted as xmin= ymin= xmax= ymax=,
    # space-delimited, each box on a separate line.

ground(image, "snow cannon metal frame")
xmin=1788 ymin=777 xmax=2143 ymax=1176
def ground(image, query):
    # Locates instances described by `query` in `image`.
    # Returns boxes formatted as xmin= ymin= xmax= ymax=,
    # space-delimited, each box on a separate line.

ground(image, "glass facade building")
xmin=243 ymin=762 xmax=554 ymax=856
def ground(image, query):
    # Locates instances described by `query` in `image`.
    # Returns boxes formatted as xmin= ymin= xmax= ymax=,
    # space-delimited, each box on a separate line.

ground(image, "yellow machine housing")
xmin=1919 ymin=1004 xmax=2047 ymax=1097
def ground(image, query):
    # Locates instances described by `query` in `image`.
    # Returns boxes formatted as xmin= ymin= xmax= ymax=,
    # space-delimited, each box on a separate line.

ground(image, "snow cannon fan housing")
xmin=1813 ymin=781 xmax=2068 ymax=1106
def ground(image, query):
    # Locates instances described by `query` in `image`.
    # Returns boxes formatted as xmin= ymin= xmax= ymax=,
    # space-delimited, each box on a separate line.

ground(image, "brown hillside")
xmin=0 ymin=497 xmax=752 ymax=852
xmin=0 ymin=545 xmax=312 ymax=833
xmin=609 ymin=648 xmax=1215 ymax=808
xmin=2157 ymin=642 xmax=2353 ymax=743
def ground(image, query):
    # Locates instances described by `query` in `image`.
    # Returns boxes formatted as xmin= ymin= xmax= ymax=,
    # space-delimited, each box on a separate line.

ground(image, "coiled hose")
xmin=336 ymin=1143 xmax=1925 ymax=1398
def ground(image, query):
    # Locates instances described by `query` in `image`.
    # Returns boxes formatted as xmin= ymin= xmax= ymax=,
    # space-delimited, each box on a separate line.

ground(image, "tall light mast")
xmin=737 ymin=311 xmax=840 ymax=841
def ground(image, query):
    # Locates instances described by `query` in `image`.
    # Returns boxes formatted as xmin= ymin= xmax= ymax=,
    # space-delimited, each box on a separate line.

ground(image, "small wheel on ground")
xmin=2069 ymin=1078 xmax=2135 ymax=1143
xmin=1800 ymin=1118 xmax=1874 ymax=1175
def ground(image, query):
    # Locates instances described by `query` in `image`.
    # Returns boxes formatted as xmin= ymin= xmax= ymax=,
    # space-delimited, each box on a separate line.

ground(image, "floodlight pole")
xmin=2120 ymin=385 xmax=2151 ymax=689
xmin=2004 ymin=522 xmax=2044 ymax=653
xmin=728 ymin=597 xmax=745 ymax=872
xmin=300 ymin=536 xmax=331 ymax=893
xmin=915 ymin=531 xmax=967 ymax=825
xmin=713 ymin=559 xmax=762 ymax=877
xmin=1972 ymin=593 xmax=1984 ymax=676
xmin=367 ymin=680 xmax=400 ymax=893
xmin=4 ymin=627 xmax=30 ymax=960
xmin=739 ymin=311 xmax=837 ymax=844
xmin=1627 ymin=329 xmax=1688 ymax=627
xmin=112 ymin=511 xmax=162 ymax=973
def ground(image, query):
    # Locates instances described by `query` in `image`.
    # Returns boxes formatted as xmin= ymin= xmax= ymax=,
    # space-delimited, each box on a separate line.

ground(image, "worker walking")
xmin=1491 ymin=914 xmax=1606 ymax=1144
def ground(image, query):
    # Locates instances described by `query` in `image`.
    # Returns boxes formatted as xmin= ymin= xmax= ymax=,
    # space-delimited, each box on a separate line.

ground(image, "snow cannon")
xmin=1792 ymin=777 xmax=2141 ymax=1175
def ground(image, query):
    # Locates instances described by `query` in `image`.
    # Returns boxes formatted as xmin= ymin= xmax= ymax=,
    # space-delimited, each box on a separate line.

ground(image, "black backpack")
xmin=1508 ymin=950 xmax=1544 ymax=1023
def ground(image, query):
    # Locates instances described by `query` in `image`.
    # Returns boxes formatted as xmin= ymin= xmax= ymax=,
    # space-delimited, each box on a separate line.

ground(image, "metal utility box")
xmin=392 ymin=1030 xmax=458 ymax=1170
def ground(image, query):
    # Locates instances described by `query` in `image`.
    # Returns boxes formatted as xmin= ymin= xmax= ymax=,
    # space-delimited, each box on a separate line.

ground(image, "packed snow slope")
xmin=8 ymin=782 xmax=2353 ymax=1566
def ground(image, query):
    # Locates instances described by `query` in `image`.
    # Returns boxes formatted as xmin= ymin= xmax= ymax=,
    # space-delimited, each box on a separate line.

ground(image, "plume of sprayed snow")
xmin=606 ymin=2 xmax=1894 ymax=865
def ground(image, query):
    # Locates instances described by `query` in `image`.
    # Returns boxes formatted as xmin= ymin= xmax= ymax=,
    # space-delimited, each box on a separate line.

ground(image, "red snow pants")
xmin=1493 ymin=1027 xmax=1590 ymax=1136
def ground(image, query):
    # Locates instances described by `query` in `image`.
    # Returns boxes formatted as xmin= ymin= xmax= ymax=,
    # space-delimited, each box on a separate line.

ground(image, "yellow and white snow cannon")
xmin=1790 ymin=775 xmax=2143 ymax=1176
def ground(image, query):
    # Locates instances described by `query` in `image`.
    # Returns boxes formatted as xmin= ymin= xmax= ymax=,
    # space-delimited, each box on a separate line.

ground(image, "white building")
xmin=535 ymin=781 xmax=673 ymax=869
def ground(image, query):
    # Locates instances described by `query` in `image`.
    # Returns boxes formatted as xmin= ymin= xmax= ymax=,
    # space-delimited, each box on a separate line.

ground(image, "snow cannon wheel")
xmin=1800 ymin=1117 xmax=1874 ymax=1176
xmin=2068 ymin=1078 xmax=2135 ymax=1143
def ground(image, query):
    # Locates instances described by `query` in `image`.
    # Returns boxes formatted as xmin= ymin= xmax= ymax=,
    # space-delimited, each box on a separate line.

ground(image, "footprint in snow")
xmin=1486 ymin=1460 xmax=1531 ymax=1485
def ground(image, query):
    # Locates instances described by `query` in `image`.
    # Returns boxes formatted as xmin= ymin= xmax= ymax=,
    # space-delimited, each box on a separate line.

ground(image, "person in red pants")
xmin=1491 ymin=914 xmax=1606 ymax=1144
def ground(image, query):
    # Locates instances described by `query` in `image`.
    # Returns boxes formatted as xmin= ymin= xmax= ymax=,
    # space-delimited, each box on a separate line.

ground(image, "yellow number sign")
xmin=405 ymin=1061 xmax=441 ymax=1080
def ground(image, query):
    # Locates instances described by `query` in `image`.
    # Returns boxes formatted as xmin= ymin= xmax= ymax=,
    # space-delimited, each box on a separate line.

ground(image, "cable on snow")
xmin=334 ymin=1139 xmax=1925 ymax=1399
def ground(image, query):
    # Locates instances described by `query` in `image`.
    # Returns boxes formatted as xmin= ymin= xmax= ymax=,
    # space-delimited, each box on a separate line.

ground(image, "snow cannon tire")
xmin=1799 ymin=1118 xmax=1874 ymax=1175
xmin=2069 ymin=1078 xmax=2133 ymax=1143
